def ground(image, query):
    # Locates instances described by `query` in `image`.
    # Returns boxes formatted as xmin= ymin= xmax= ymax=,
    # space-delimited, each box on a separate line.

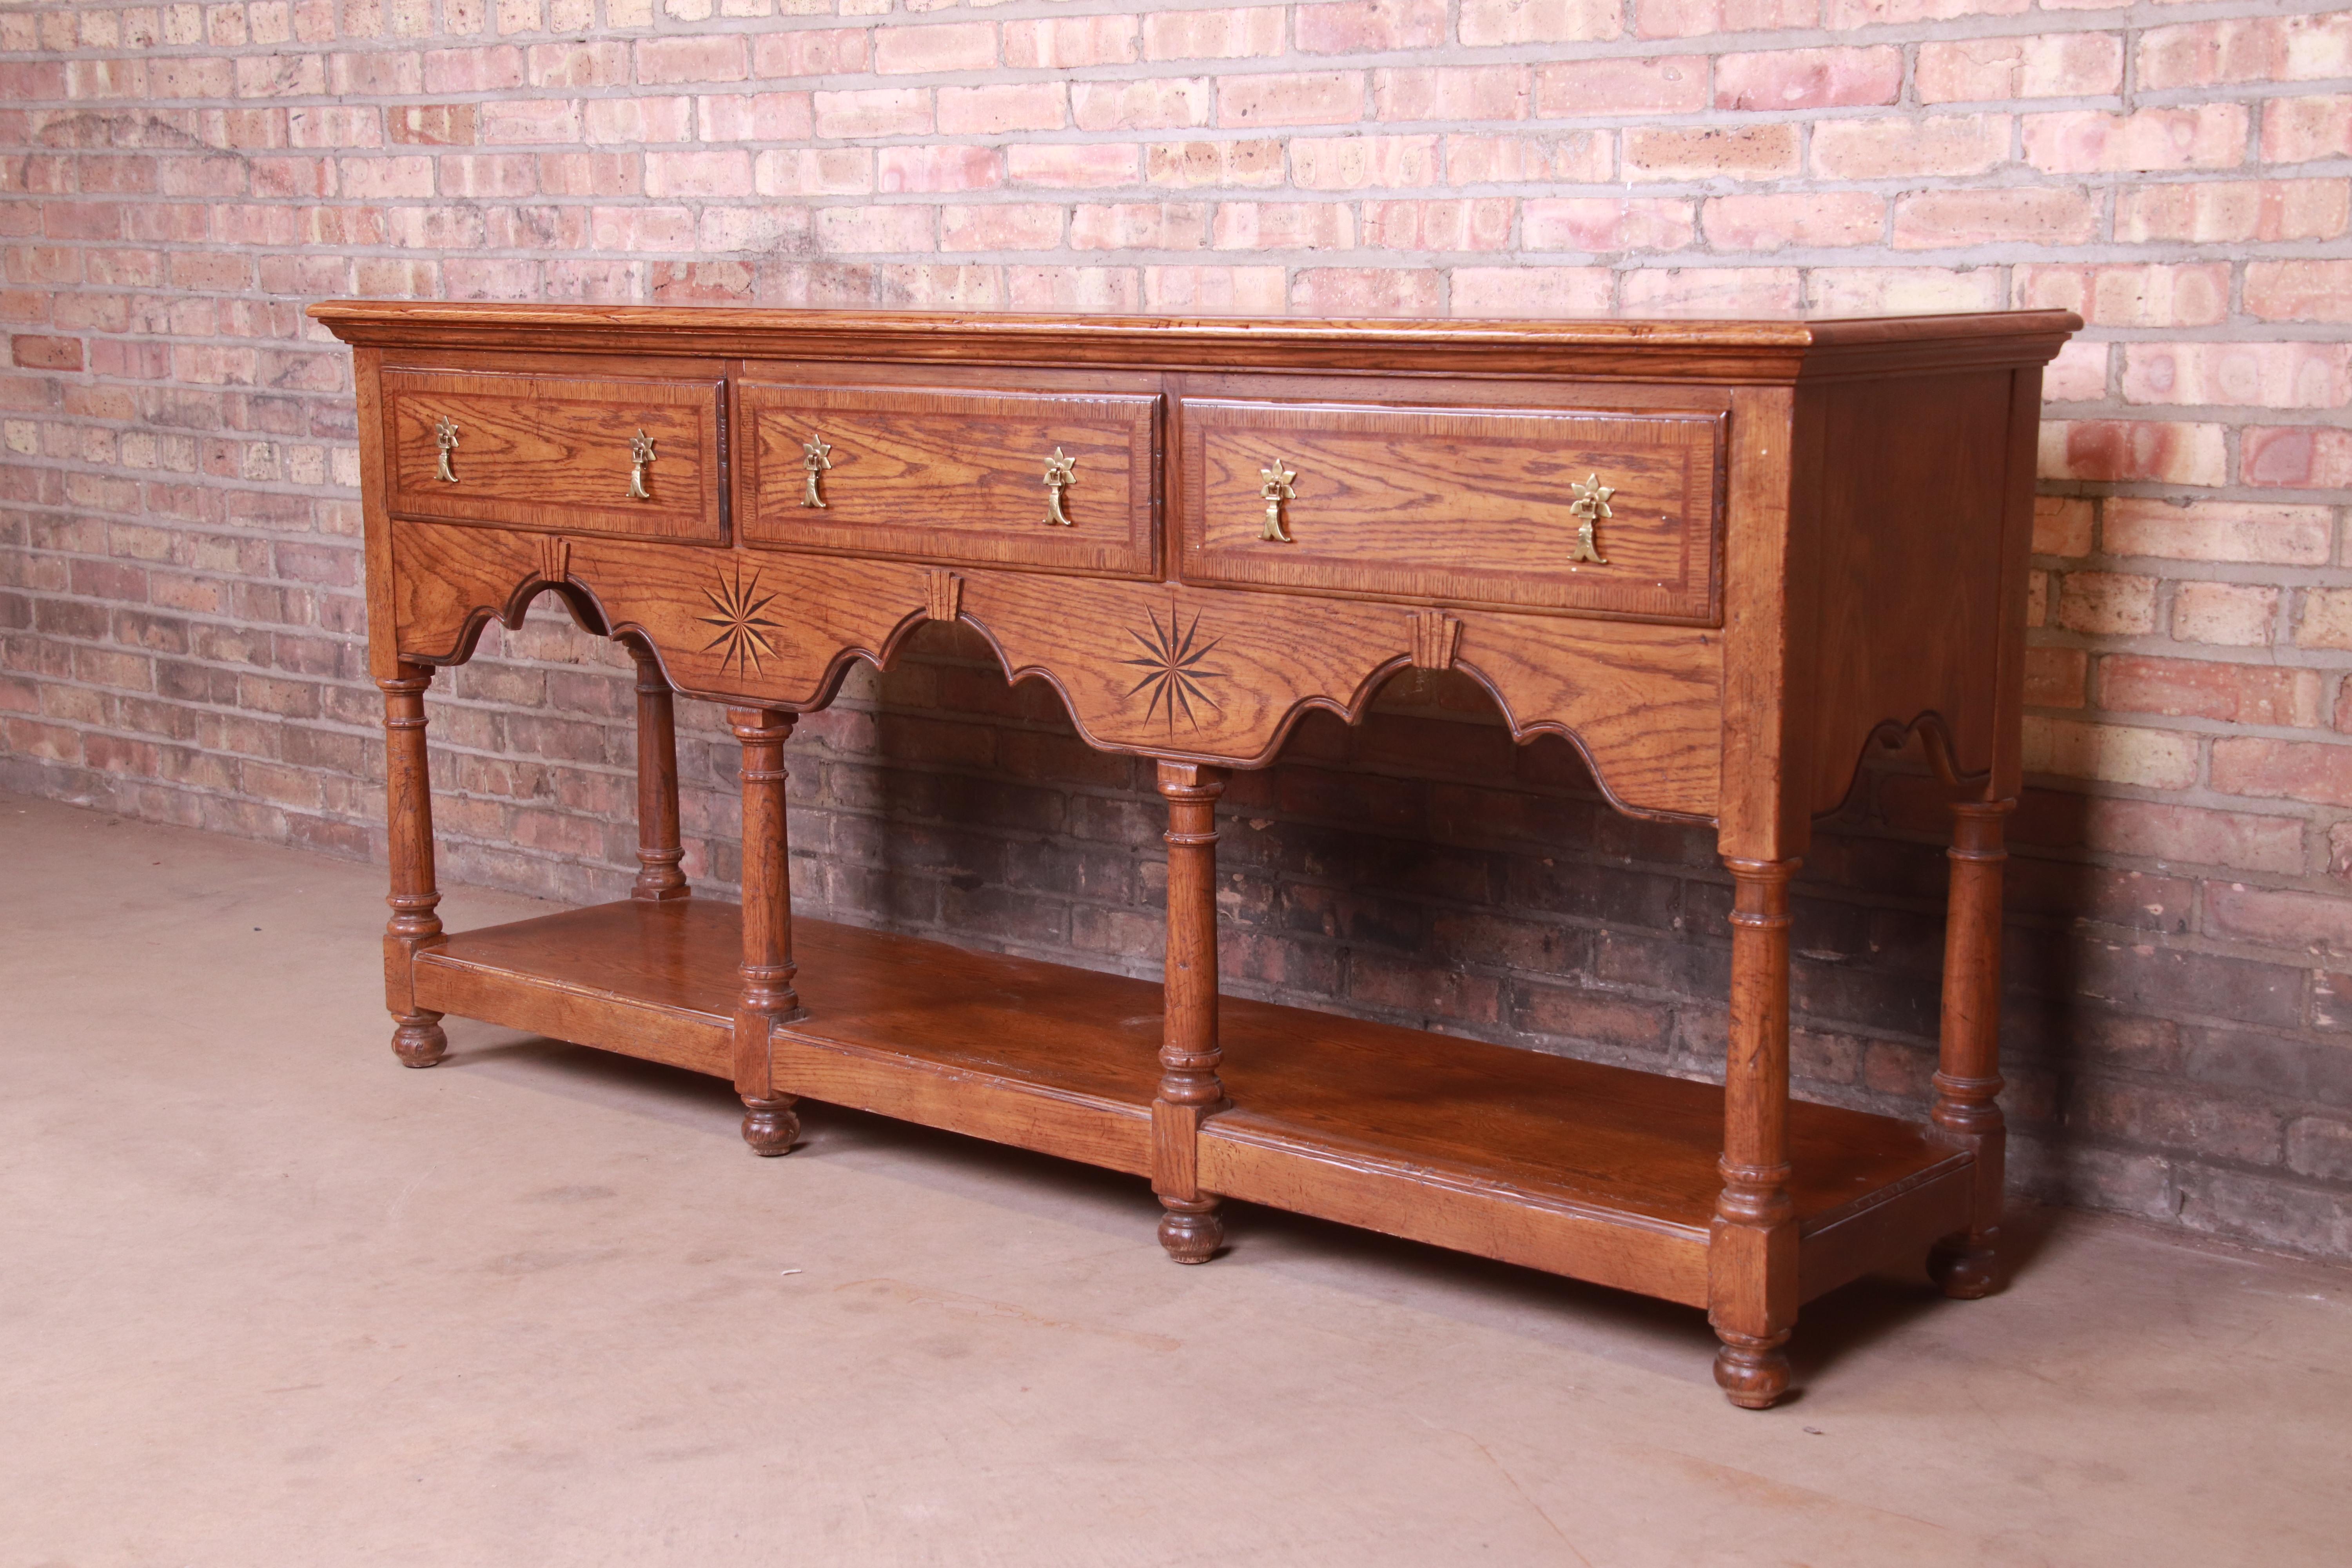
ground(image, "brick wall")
xmin=3 ymin=0 xmax=2350 ymax=1261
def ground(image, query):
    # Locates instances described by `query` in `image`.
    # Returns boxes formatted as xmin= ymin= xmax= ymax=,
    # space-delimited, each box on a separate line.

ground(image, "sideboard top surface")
xmin=310 ymin=302 xmax=2078 ymax=381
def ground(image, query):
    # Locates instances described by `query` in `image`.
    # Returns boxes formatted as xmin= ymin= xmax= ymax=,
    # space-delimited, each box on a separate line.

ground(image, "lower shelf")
xmin=412 ymin=898 xmax=1972 ymax=1307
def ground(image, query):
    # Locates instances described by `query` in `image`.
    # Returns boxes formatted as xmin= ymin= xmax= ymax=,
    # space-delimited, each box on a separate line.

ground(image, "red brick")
xmin=1624 ymin=125 xmax=1799 ymax=182
xmin=1002 ymin=17 xmax=1139 ymax=70
xmin=1142 ymin=7 xmax=1285 ymax=61
xmin=2244 ymin=427 xmax=2352 ymax=491
xmin=2085 ymin=799 xmax=2303 ymax=875
xmin=2123 ymin=343 xmax=2352 ymax=410
xmin=1457 ymin=0 xmax=1618 ymax=46
xmin=2024 ymin=106 xmax=2250 ymax=174
xmin=2056 ymin=572 xmax=2157 ymax=635
xmin=1702 ymin=192 xmax=1883 ymax=251
xmin=1448 ymin=267 xmax=1613 ymax=317
xmin=874 ymin=23 xmax=996 ymax=76
xmin=2104 ymin=500 xmax=2333 ymax=566
xmin=634 ymin=35 xmax=746 ymax=86
xmin=2039 ymin=421 xmax=2227 ymax=487
xmin=1715 ymin=48 xmax=1902 ymax=112
xmin=1300 ymin=0 xmax=1450 ymax=53
xmin=2119 ymin=180 xmax=2349 ymax=245
xmin=1290 ymin=268 xmax=1444 ymax=317
xmin=1290 ymin=135 xmax=1438 ymax=191
xmin=1372 ymin=66 xmax=1532 ymax=122
xmin=2212 ymin=738 xmax=2352 ymax=807
xmin=2263 ymin=95 xmax=2352 ymax=164
xmin=1532 ymin=56 xmax=1706 ymax=117
xmin=1893 ymin=188 xmax=2100 ymax=249
xmin=2101 ymin=655 xmax=2314 ymax=726
xmin=1073 ymin=79 xmax=1211 ymax=132
xmin=1523 ymin=198 xmax=1694 ymax=253
xmin=1916 ymin=33 xmax=2124 ymax=103
xmin=1218 ymin=72 xmax=1365 ymax=129
xmin=2246 ymin=260 xmax=2352 ymax=324
xmin=11 ymin=334 xmax=82 ymax=370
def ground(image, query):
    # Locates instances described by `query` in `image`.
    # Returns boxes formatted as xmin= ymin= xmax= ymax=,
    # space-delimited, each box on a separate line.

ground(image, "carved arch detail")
xmin=386 ymin=523 xmax=1726 ymax=822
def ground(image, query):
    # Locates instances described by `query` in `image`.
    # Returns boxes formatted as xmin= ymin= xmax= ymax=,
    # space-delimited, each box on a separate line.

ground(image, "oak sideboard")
xmin=313 ymin=301 xmax=2076 ymax=1408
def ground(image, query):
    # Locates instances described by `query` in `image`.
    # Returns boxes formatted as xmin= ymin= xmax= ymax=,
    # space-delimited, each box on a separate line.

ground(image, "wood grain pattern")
xmin=314 ymin=301 xmax=2078 ymax=384
xmin=382 ymin=367 xmax=723 ymax=541
xmin=1799 ymin=370 xmax=2015 ymax=813
xmin=386 ymin=521 xmax=1727 ymax=818
xmin=1180 ymin=394 xmax=1723 ymax=622
xmin=401 ymin=898 xmax=1972 ymax=1307
xmin=738 ymin=378 xmax=1159 ymax=577
xmin=331 ymin=301 xmax=2076 ymax=1410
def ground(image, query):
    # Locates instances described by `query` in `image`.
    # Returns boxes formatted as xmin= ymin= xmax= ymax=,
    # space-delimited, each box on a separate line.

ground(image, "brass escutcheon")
xmin=1565 ymin=472 xmax=1613 ymax=564
xmin=433 ymin=416 xmax=459 ymax=483
xmin=1259 ymin=458 xmax=1297 ymax=543
xmin=627 ymin=429 xmax=657 ymax=500
xmin=800 ymin=434 xmax=832 ymax=509
xmin=1042 ymin=447 xmax=1077 ymax=526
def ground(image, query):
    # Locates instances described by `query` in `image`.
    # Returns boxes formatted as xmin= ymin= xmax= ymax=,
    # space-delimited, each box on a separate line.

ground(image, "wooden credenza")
xmin=314 ymin=302 xmax=2076 ymax=1408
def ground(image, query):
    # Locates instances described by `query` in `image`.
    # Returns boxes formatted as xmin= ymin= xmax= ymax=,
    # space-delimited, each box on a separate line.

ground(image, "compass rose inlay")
xmin=1118 ymin=607 xmax=1227 ymax=733
xmin=698 ymin=561 xmax=783 ymax=677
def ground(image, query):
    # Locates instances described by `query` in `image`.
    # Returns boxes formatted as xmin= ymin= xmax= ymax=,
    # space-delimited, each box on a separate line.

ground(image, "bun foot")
xmin=741 ymin=1096 xmax=800 ymax=1156
xmin=1157 ymin=1196 xmax=1222 ymax=1263
xmin=1713 ymin=1332 xmax=1792 ymax=1409
xmin=391 ymin=1014 xmax=447 ymax=1069
xmin=1928 ymin=1231 xmax=2002 ymax=1299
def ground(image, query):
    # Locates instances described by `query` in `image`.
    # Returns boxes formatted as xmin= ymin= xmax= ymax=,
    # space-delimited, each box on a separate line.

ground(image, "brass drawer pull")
xmin=627 ymin=429 xmax=657 ymax=500
xmin=1259 ymin=458 xmax=1296 ymax=543
xmin=800 ymin=434 xmax=831 ymax=509
xmin=434 ymin=416 xmax=459 ymax=483
xmin=1566 ymin=473 xmax=1612 ymax=565
xmin=1042 ymin=447 xmax=1076 ymax=526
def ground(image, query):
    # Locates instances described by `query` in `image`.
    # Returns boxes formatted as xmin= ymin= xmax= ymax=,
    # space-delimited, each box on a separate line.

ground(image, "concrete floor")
xmin=3 ymin=790 xmax=2347 ymax=1566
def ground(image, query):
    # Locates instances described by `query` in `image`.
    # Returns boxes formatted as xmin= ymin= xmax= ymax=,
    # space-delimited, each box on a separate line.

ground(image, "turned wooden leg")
xmin=380 ymin=663 xmax=447 ymax=1068
xmin=1928 ymin=799 xmax=2013 ymax=1299
xmin=731 ymin=706 xmax=807 ymax=1155
xmin=630 ymin=644 xmax=689 ymax=902
xmin=1711 ymin=855 xmax=1800 ymax=1409
xmin=1153 ymin=762 xmax=1230 ymax=1262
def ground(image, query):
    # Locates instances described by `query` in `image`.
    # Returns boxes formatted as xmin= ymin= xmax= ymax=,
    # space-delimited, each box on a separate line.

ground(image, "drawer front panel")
xmin=739 ymin=380 xmax=1160 ymax=578
xmin=383 ymin=368 xmax=723 ymax=541
xmin=1178 ymin=397 xmax=1725 ymax=623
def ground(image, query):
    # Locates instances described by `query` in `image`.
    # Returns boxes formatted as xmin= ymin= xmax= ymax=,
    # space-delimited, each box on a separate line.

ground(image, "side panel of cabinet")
xmin=735 ymin=369 xmax=1162 ymax=579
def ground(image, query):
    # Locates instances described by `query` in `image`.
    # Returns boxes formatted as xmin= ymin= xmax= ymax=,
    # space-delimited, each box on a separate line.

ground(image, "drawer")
xmin=1176 ymin=395 xmax=1725 ymax=624
xmin=737 ymin=377 xmax=1160 ymax=578
xmin=381 ymin=368 xmax=723 ymax=542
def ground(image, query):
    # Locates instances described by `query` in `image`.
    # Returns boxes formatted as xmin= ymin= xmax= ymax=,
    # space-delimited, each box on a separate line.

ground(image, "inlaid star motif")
xmin=697 ymin=561 xmax=781 ymax=677
xmin=1118 ymin=607 xmax=1226 ymax=733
